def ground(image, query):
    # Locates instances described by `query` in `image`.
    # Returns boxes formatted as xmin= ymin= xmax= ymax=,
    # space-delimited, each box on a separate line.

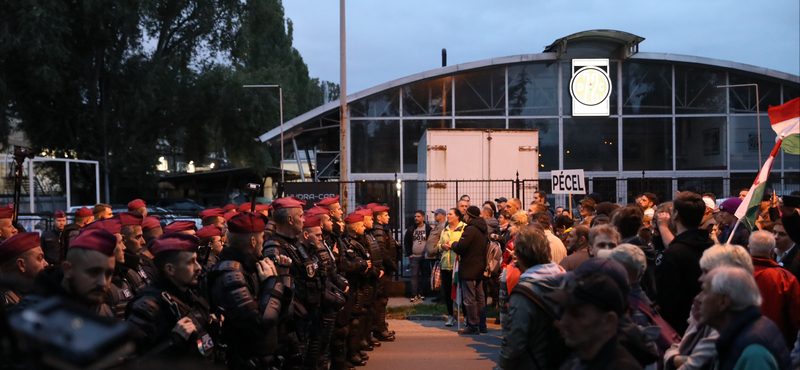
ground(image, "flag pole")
xmin=725 ymin=219 xmax=740 ymax=244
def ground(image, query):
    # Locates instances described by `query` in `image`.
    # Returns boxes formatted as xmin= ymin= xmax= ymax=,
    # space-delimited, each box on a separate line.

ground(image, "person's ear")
xmin=62 ymin=260 xmax=72 ymax=278
xmin=718 ymin=294 xmax=732 ymax=312
xmin=15 ymin=258 xmax=25 ymax=273
xmin=164 ymin=263 xmax=175 ymax=277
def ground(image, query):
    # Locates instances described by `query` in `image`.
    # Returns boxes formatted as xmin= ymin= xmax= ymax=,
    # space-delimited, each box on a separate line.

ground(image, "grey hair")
xmin=710 ymin=266 xmax=762 ymax=310
xmin=748 ymin=231 xmax=776 ymax=259
xmin=699 ymin=244 xmax=754 ymax=275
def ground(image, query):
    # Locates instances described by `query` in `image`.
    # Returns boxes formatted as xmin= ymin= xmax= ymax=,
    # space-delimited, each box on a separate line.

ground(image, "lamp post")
xmin=243 ymin=85 xmax=284 ymax=182
xmin=718 ymin=83 xmax=761 ymax=169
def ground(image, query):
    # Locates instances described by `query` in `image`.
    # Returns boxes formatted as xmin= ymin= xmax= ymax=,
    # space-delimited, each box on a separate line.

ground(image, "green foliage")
xmin=0 ymin=0 xmax=337 ymax=201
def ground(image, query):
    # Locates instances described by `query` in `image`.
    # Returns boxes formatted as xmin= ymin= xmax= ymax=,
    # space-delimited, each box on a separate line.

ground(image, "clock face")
xmin=569 ymin=66 xmax=612 ymax=107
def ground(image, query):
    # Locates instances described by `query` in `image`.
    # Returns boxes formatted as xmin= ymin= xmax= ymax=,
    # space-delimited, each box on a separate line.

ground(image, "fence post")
xmin=515 ymin=171 xmax=521 ymax=199
xmin=455 ymin=181 xmax=459 ymax=204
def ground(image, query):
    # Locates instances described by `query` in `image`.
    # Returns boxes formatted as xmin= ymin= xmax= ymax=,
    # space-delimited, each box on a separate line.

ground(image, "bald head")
xmin=748 ymin=230 xmax=776 ymax=259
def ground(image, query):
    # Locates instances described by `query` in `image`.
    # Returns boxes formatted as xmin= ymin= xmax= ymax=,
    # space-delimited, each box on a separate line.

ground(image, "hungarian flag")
xmin=769 ymin=97 xmax=800 ymax=155
xmin=734 ymin=140 xmax=782 ymax=232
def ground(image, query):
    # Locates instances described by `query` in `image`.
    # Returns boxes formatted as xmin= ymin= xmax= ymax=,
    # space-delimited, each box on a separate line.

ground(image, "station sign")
xmin=570 ymin=59 xmax=612 ymax=116
xmin=551 ymin=170 xmax=586 ymax=195
xmin=283 ymin=182 xmax=340 ymax=210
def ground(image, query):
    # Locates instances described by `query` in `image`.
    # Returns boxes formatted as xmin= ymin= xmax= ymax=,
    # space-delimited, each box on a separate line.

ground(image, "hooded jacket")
xmin=452 ymin=217 xmax=488 ymax=280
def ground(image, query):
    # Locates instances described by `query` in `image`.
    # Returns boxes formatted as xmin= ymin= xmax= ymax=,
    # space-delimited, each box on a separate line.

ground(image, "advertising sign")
xmin=551 ymin=170 xmax=587 ymax=195
xmin=570 ymin=59 xmax=612 ymax=116
xmin=283 ymin=182 xmax=340 ymax=210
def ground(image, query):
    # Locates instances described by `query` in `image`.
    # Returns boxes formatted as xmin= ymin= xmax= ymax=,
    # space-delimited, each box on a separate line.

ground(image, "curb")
xmin=406 ymin=314 xmax=447 ymax=321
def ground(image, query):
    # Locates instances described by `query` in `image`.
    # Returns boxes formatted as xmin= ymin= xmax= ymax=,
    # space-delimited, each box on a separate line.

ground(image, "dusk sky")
xmin=283 ymin=0 xmax=800 ymax=93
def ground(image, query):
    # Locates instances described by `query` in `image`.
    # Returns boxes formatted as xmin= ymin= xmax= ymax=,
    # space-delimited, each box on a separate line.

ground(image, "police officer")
xmin=208 ymin=212 xmax=292 ymax=369
xmin=41 ymin=210 xmax=67 ymax=265
xmin=82 ymin=219 xmax=134 ymax=317
xmin=315 ymin=196 xmax=344 ymax=237
xmin=339 ymin=213 xmax=373 ymax=367
xmin=118 ymin=212 xmax=152 ymax=288
xmin=262 ymin=197 xmax=324 ymax=370
xmin=125 ymin=233 xmax=221 ymax=360
xmin=355 ymin=208 xmax=384 ymax=349
xmin=139 ymin=216 xmax=162 ymax=280
xmin=197 ymin=225 xmax=223 ymax=272
xmin=366 ymin=204 xmax=396 ymax=341
xmin=0 ymin=233 xmax=49 ymax=306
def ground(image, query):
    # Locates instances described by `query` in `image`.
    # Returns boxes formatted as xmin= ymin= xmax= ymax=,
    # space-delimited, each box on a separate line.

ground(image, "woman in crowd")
xmin=499 ymin=211 xmax=530 ymax=326
xmin=437 ymin=208 xmax=466 ymax=327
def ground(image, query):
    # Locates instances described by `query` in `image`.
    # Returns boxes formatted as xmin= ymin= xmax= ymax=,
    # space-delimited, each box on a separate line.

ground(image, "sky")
xmin=283 ymin=0 xmax=800 ymax=93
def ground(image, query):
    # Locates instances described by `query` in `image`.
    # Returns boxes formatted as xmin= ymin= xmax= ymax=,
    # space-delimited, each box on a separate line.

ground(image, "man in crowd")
xmin=139 ymin=216 xmax=162 ymax=279
xmin=507 ymin=198 xmax=522 ymax=216
xmin=559 ymin=225 xmax=590 ymax=271
xmin=74 ymin=206 xmax=95 ymax=228
xmin=196 ymin=225 xmax=223 ymax=271
xmin=656 ymin=191 xmax=714 ymax=334
xmin=774 ymin=220 xmax=799 ymax=279
xmin=0 ymin=233 xmax=49 ymax=306
xmin=452 ymin=206 xmax=488 ymax=335
xmin=748 ymin=230 xmax=800 ymax=349
xmin=700 ymin=196 xmax=718 ymax=232
xmin=316 ymin=195 xmax=344 ymax=234
xmin=579 ymin=198 xmax=596 ymax=226
xmin=718 ymin=197 xmax=750 ymax=247
xmin=199 ymin=208 xmax=225 ymax=228
xmin=404 ymin=210 xmax=430 ymax=302
xmin=532 ymin=212 xmax=567 ymax=264
xmin=41 ymin=210 xmax=67 ymax=264
xmin=612 ymin=205 xmax=657 ymax=301
xmin=93 ymin=203 xmax=113 ymax=221
xmin=637 ymin=193 xmax=657 ymax=219
xmin=697 ymin=266 xmax=790 ymax=369
xmin=127 ymin=199 xmax=148 ymax=218
xmin=0 ymin=208 xmax=19 ymax=242
xmin=495 ymin=197 xmax=508 ymax=218
xmin=339 ymin=212 xmax=373 ymax=366
xmin=457 ymin=199 xmax=469 ymax=217
xmin=163 ymin=221 xmax=197 ymax=236
xmin=369 ymin=204 xmax=397 ymax=341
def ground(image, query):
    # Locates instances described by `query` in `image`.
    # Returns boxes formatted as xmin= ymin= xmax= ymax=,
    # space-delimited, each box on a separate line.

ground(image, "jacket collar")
xmin=219 ymin=246 xmax=258 ymax=272
xmin=715 ymin=306 xmax=763 ymax=360
xmin=752 ymin=257 xmax=781 ymax=268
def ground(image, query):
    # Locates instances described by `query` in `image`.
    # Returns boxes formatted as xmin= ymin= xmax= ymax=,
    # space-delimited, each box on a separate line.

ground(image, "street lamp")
xmin=244 ymin=84 xmax=284 ymax=182
xmin=718 ymin=83 xmax=761 ymax=169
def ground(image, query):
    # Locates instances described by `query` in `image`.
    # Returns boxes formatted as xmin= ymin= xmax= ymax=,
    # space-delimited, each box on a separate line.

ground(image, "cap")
xmin=365 ymin=203 xmax=383 ymax=210
xmin=595 ymin=202 xmax=620 ymax=216
xmin=0 ymin=208 xmax=13 ymax=219
xmin=355 ymin=208 xmax=373 ymax=217
xmin=344 ymin=213 xmax=364 ymax=224
xmin=303 ymin=214 xmax=321 ymax=228
xmin=196 ymin=225 xmax=222 ymax=239
xmin=223 ymin=211 xmax=240 ymax=222
xmin=272 ymin=197 xmax=306 ymax=210
xmin=431 ymin=209 xmax=447 ymax=216
xmin=141 ymin=216 xmax=162 ymax=232
xmin=127 ymin=199 xmax=146 ymax=210
xmin=199 ymin=208 xmax=224 ymax=219
xmin=76 ymin=207 xmax=93 ymax=217
xmin=237 ymin=202 xmax=252 ymax=213
xmin=371 ymin=205 xmax=390 ymax=213
xmin=228 ymin=212 xmax=268 ymax=233
xmin=254 ymin=204 xmax=272 ymax=212
xmin=494 ymin=197 xmax=508 ymax=203
xmin=54 ymin=210 xmax=66 ymax=218
xmin=117 ymin=212 xmax=143 ymax=226
xmin=149 ymin=233 xmax=200 ymax=255
xmin=0 ymin=233 xmax=41 ymax=265
xmin=546 ymin=273 xmax=626 ymax=316
xmin=465 ymin=206 xmax=481 ymax=219
xmin=573 ymin=258 xmax=630 ymax=296
xmin=163 ymin=221 xmax=197 ymax=234
xmin=596 ymin=244 xmax=647 ymax=275
xmin=719 ymin=197 xmax=743 ymax=213
xmin=82 ymin=220 xmax=122 ymax=235
xmin=223 ymin=204 xmax=237 ymax=212
xmin=69 ymin=229 xmax=117 ymax=257
xmin=581 ymin=198 xmax=596 ymax=209
xmin=702 ymin=197 xmax=716 ymax=210
xmin=587 ymin=192 xmax=603 ymax=204
xmin=306 ymin=206 xmax=331 ymax=216
xmin=315 ymin=196 xmax=340 ymax=207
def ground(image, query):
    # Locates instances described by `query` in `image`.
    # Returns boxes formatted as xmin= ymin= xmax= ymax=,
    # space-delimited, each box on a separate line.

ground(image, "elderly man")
xmin=0 ymin=233 xmax=49 ymax=306
xmin=748 ymin=230 xmax=800 ymax=349
xmin=697 ymin=266 xmax=791 ymax=369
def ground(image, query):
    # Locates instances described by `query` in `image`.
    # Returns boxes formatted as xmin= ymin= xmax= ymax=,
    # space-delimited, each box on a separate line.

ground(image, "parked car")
xmin=150 ymin=198 xmax=205 ymax=212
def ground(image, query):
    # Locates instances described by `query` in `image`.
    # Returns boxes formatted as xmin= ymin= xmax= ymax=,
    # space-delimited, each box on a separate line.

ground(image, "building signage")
xmin=570 ymin=59 xmax=612 ymax=116
xmin=283 ymin=182 xmax=340 ymax=210
xmin=551 ymin=170 xmax=587 ymax=195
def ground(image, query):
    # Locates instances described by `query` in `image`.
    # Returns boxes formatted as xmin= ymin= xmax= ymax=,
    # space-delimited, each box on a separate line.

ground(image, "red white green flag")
xmin=734 ymin=140 xmax=782 ymax=232
xmin=769 ymin=97 xmax=800 ymax=155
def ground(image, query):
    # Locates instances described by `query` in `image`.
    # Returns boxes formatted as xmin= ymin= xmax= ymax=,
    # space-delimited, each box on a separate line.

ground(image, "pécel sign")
xmin=551 ymin=170 xmax=587 ymax=195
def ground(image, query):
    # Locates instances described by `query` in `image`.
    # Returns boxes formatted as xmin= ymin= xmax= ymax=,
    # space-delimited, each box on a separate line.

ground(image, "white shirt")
xmin=776 ymin=243 xmax=796 ymax=266
xmin=545 ymin=229 xmax=568 ymax=264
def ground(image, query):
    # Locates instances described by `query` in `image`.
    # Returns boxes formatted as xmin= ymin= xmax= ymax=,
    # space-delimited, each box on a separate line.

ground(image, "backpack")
xmin=628 ymin=295 xmax=682 ymax=358
xmin=484 ymin=240 xmax=502 ymax=277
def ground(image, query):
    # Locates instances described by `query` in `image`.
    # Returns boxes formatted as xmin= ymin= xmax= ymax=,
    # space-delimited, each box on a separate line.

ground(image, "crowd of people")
xmin=403 ymin=190 xmax=800 ymax=370
xmin=0 ymin=196 xmax=400 ymax=370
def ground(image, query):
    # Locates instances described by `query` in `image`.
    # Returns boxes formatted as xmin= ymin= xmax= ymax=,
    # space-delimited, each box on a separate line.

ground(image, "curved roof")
xmin=543 ymin=29 xmax=646 ymax=59
xmin=258 ymin=48 xmax=800 ymax=143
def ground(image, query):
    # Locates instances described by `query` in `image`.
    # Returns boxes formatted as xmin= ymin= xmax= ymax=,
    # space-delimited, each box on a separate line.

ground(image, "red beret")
xmin=199 ymin=208 xmax=225 ymax=219
xmin=228 ymin=212 xmax=268 ymax=233
xmin=315 ymin=196 xmax=340 ymax=207
xmin=223 ymin=204 xmax=237 ymax=212
xmin=237 ymin=203 xmax=252 ymax=212
xmin=127 ymin=199 xmax=146 ymax=210
xmin=82 ymin=220 xmax=122 ymax=235
xmin=254 ymin=204 xmax=272 ymax=212
xmin=223 ymin=211 xmax=240 ymax=222
xmin=117 ymin=212 xmax=143 ymax=226
xmin=141 ymin=216 xmax=161 ymax=231
xmin=149 ymin=233 xmax=200 ymax=255
xmin=345 ymin=213 xmax=364 ymax=224
xmin=0 ymin=232 xmax=41 ymax=265
xmin=196 ymin=225 xmax=222 ymax=239
xmin=69 ymin=229 xmax=117 ymax=257
xmin=54 ymin=210 xmax=66 ymax=218
xmin=306 ymin=206 xmax=330 ymax=216
xmin=272 ymin=197 xmax=306 ymax=210
xmin=0 ymin=208 xmax=13 ymax=219
xmin=355 ymin=209 xmax=373 ymax=217
xmin=163 ymin=221 xmax=198 ymax=234
xmin=365 ymin=203 xmax=381 ymax=209
xmin=303 ymin=215 xmax=321 ymax=228
xmin=371 ymin=205 xmax=390 ymax=213
xmin=76 ymin=207 xmax=93 ymax=217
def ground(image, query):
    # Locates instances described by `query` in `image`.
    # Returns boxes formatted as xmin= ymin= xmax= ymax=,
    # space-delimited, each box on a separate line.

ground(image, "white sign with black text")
xmin=551 ymin=170 xmax=587 ymax=195
xmin=570 ymin=59 xmax=612 ymax=116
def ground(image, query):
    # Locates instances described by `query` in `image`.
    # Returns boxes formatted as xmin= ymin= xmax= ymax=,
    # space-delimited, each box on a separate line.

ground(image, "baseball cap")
xmin=431 ymin=209 xmax=446 ymax=216
xmin=546 ymin=273 xmax=627 ymax=316
xmin=573 ymin=257 xmax=630 ymax=296
xmin=596 ymin=244 xmax=647 ymax=275
xmin=494 ymin=197 xmax=508 ymax=203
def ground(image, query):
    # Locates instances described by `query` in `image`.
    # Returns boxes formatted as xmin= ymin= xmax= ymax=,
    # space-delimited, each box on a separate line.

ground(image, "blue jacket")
xmin=715 ymin=306 xmax=791 ymax=370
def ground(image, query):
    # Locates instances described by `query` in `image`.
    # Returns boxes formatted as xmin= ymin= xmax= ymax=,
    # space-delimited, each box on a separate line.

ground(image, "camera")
xmin=247 ymin=183 xmax=261 ymax=191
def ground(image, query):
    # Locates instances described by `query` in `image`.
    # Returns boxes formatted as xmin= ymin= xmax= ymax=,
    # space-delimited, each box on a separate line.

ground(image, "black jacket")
xmin=12 ymin=266 xmax=113 ymax=317
xmin=403 ymin=223 xmax=431 ymax=257
xmin=452 ymin=217 xmax=488 ymax=281
xmin=655 ymin=229 xmax=713 ymax=334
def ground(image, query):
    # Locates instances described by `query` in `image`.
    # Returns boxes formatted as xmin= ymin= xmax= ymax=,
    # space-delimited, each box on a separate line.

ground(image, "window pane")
xmin=402 ymin=119 xmax=451 ymax=173
xmin=626 ymin=178 xmax=671 ymax=205
xmin=678 ymin=178 xmax=723 ymax=199
xmin=350 ymin=90 xmax=399 ymax=117
xmin=351 ymin=120 xmax=400 ymax=173
xmin=674 ymin=66 xmax=726 ymax=114
xmin=622 ymin=118 xmax=672 ymax=171
xmin=782 ymin=171 xmax=800 ymax=196
xmin=509 ymin=119 xmax=558 ymax=172
xmin=402 ymin=77 xmax=452 ymax=117
xmin=785 ymin=84 xmax=800 ymax=103
xmin=590 ymin=178 xmax=621 ymax=204
xmin=730 ymin=172 xmax=782 ymax=198
xmin=454 ymin=68 xmax=505 ymax=116
xmin=563 ymin=62 xmax=618 ymax=116
xmin=455 ymin=119 xmax=506 ymax=129
xmin=729 ymin=115 xmax=780 ymax=170
xmin=563 ymin=118 xmax=618 ymax=171
xmin=622 ymin=62 xmax=672 ymax=115
xmin=785 ymin=151 xmax=799 ymax=170
xmin=728 ymin=74 xmax=781 ymax=113
xmin=508 ymin=63 xmax=558 ymax=116
xmin=675 ymin=117 xmax=727 ymax=170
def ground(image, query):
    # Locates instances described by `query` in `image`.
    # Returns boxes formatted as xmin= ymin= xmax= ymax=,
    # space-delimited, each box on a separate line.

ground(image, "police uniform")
xmin=358 ymin=220 xmax=384 ymax=348
xmin=338 ymin=216 xmax=373 ymax=367
xmin=369 ymin=205 xmax=397 ymax=341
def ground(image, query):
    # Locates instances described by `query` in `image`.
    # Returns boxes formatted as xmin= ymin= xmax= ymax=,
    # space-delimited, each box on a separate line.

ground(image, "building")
xmin=258 ymin=30 xmax=800 ymax=214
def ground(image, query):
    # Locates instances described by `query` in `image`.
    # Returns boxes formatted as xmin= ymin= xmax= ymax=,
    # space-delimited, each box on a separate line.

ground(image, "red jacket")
xmin=752 ymin=257 xmax=800 ymax=348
